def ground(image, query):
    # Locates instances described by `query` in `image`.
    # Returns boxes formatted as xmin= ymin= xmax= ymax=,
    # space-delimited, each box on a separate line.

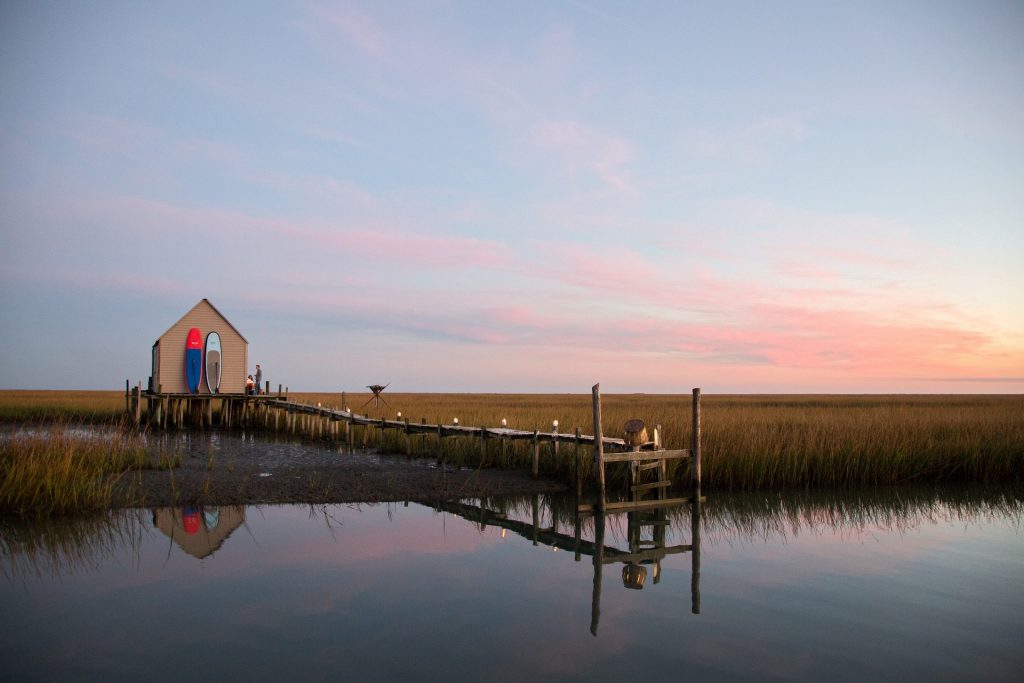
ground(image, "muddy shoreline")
xmin=111 ymin=436 xmax=568 ymax=507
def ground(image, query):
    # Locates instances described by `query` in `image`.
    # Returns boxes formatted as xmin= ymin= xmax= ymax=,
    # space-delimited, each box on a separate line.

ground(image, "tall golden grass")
xmin=293 ymin=392 xmax=1024 ymax=488
xmin=1 ymin=391 xmax=1021 ymax=491
xmin=0 ymin=420 xmax=180 ymax=516
xmin=0 ymin=390 xmax=125 ymax=423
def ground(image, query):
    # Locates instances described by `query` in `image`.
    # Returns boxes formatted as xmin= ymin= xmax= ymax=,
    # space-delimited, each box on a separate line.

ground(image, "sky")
xmin=1 ymin=1 xmax=1022 ymax=393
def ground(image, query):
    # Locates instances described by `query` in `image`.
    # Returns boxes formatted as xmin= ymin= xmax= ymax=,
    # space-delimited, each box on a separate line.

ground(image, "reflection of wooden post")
xmin=574 ymin=507 xmax=582 ymax=562
xmin=532 ymin=494 xmax=540 ymax=546
xmin=591 ymin=513 xmax=605 ymax=637
xmin=692 ymin=388 xmax=702 ymax=493
xmin=691 ymin=495 xmax=702 ymax=614
xmin=592 ymin=384 xmax=606 ymax=511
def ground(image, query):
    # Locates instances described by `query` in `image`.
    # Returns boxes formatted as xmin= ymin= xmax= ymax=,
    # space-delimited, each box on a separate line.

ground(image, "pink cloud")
xmin=529 ymin=119 xmax=635 ymax=191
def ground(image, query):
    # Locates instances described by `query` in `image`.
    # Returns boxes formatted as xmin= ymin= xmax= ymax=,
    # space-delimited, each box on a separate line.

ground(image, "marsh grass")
xmin=0 ymin=420 xmax=181 ymax=517
xmin=0 ymin=390 xmax=125 ymax=423
xmin=294 ymin=392 xmax=1024 ymax=489
xmin=2 ymin=391 xmax=1021 ymax=492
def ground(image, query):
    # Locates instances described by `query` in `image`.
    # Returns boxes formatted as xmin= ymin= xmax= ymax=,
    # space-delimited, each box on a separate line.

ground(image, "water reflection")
xmin=151 ymin=506 xmax=246 ymax=559
xmin=432 ymin=496 xmax=703 ymax=635
xmin=1 ymin=485 xmax=1022 ymax=680
xmin=2 ymin=485 xmax=1019 ymax=583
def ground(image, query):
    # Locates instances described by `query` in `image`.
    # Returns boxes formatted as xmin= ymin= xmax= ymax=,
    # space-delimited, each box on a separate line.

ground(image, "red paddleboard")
xmin=185 ymin=328 xmax=203 ymax=394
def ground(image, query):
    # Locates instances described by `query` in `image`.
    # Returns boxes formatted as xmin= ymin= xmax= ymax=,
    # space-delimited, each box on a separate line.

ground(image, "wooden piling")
xmin=532 ymin=430 xmax=540 ymax=479
xmin=574 ymin=427 xmax=582 ymax=499
xmin=591 ymin=384 xmax=606 ymax=510
xmin=692 ymin=387 xmax=701 ymax=493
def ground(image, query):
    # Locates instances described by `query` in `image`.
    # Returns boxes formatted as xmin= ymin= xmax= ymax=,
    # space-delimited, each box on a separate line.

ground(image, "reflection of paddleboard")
xmin=204 ymin=332 xmax=222 ymax=394
xmin=185 ymin=328 xmax=202 ymax=394
xmin=203 ymin=508 xmax=220 ymax=531
xmin=182 ymin=507 xmax=201 ymax=534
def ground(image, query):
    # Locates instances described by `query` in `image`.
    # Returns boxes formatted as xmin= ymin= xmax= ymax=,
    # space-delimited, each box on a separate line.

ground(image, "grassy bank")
xmin=292 ymin=392 xmax=1024 ymax=489
xmin=1 ymin=391 xmax=1022 ymax=493
xmin=0 ymin=391 xmax=125 ymax=423
xmin=0 ymin=421 xmax=180 ymax=517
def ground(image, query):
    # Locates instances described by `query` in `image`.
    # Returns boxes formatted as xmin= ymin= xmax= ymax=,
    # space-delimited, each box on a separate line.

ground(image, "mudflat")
xmin=112 ymin=447 xmax=567 ymax=508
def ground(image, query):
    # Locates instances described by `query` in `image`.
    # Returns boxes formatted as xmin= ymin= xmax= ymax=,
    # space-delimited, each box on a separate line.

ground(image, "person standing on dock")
xmin=254 ymin=364 xmax=263 ymax=394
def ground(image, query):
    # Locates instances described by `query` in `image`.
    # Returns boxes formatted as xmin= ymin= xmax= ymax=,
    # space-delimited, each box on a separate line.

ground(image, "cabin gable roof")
xmin=155 ymin=298 xmax=248 ymax=344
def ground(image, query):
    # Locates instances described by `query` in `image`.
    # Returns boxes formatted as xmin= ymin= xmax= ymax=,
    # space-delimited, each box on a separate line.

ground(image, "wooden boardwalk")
xmin=126 ymin=383 xmax=704 ymax=508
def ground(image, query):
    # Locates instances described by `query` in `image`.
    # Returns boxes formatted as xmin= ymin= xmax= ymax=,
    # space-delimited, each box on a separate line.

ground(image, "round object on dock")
xmin=623 ymin=419 xmax=648 ymax=448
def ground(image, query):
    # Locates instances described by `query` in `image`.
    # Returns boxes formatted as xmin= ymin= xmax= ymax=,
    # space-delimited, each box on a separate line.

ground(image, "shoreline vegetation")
xmin=1 ymin=391 xmax=1022 ymax=516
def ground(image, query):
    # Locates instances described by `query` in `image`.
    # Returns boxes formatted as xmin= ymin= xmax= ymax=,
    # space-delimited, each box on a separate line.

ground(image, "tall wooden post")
xmin=531 ymin=430 xmax=540 ymax=479
xmin=691 ymin=387 xmax=702 ymax=493
xmin=591 ymin=383 xmax=606 ymax=510
xmin=574 ymin=427 xmax=582 ymax=499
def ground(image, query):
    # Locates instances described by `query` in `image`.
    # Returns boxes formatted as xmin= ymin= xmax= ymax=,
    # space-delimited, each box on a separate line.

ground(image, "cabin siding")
xmin=153 ymin=300 xmax=248 ymax=394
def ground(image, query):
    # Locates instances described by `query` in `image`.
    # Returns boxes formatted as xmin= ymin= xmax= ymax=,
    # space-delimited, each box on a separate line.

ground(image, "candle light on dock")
xmin=453 ymin=417 xmax=459 ymax=425
xmin=552 ymin=419 xmax=559 ymax=428
xmin=501 ymin=418 xmax=507 ymax=427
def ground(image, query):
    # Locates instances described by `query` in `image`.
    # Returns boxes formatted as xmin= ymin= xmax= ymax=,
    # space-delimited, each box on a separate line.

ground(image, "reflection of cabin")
xmin=152 ymin=506 xmax=246 ymax=559
xmin=150 ymin=299 xmax=248 ymax=394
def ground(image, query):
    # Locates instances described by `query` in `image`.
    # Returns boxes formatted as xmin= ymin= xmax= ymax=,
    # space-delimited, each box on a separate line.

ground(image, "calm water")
xmin=1 ymin=487 xmax=1021 ymax=681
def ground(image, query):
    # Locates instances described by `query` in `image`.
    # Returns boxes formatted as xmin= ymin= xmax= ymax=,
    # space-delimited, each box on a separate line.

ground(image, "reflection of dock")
xmin=151 ymin=506 xmax=246 ymax=559
xmin=435 ymin=494 xmax=702 ymax=636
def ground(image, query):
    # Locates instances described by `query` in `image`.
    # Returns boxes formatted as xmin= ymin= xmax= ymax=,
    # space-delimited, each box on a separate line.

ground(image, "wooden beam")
xmin=630 ymin=480 xmax=671 ymax=493
xmin=601 ymin=449 xmax=690 ymax=463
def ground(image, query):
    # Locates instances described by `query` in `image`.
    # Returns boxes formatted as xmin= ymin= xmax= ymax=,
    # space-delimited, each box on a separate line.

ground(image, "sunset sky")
xmin=1 ymin=1 xmax=1021 ymax=392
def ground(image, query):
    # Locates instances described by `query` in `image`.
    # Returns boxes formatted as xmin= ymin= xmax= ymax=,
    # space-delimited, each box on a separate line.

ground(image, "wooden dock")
xmin=125 ymin=382 xmax=704 ymax=505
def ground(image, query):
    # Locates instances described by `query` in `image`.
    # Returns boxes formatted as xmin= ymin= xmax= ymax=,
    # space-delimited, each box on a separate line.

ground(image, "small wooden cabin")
xmin=150 ymin=299 xmax=248 ymax=394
